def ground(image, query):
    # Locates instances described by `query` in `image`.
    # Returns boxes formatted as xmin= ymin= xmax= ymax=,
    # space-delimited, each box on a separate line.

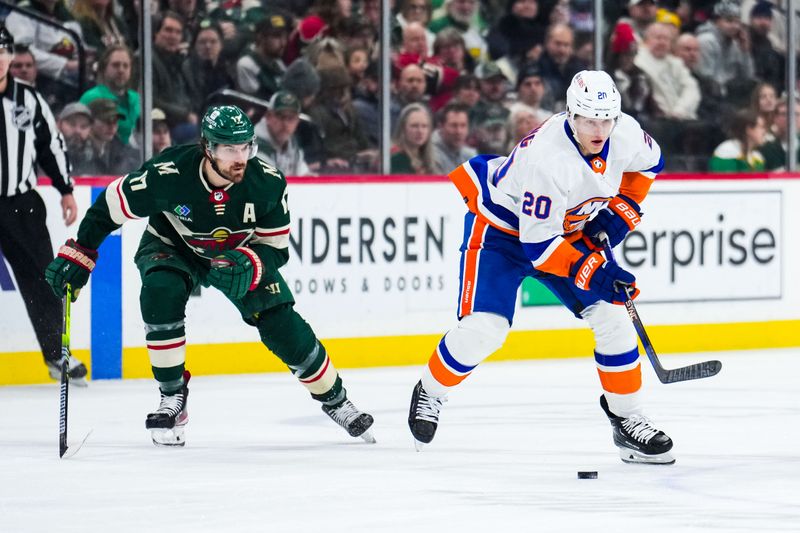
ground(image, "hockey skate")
xmin=600 ymin=394 xmax=675 ymax=465
xmin=408 ymin=380 xmax=446 ymax=451
xmin=322 ymin=399 xmax=376 ymax=443
xmin=46 ymin=356 xmax=88 ymax=387
xmin=146 ymin=373 xmax=190 ymax=447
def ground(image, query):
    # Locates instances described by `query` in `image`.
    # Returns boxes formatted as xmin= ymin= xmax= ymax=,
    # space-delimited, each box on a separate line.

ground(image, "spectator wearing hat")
xmin=472 ymin=103 xmax=510 ymax=154
xmin=152 ymin=12 xmax=198 ymax=143
xmin=606 ymin=23 xmax=653 ymax=122
xmin=431 ymin=101 xmax=475 ymax=174
xmin=514 ymin=64 xmax=552 ymax=121
xmin=152 ymin=108 xmax=172 ymax=155
xmin=84 ymin=98 xmax=139 ymax=175
xmin=391 ymin=102 xmax=435 ymax=174
xmin=255 ymin=91 xmax=311 ymax=177
xmin=237 ymin=13 xmax=290 ymax=100
xmin=696 ymin=0 xmax=755 ymax=97
xmin=182 ymin=20 xmax=234 ymax=115
xmin=80 ymin=44 xmax=140 ymax=145
xmin=284 ymin=0 xmax=351 ymax=63
xmin=309 ymin=65 xmax=375 ymax=172
xmin=486 ymin=0 xmax=548 ymax=68
xmin=57 ymin=102 xmax=94 ymax=175
xmin=471 ymin=61 xmax=511 ymax=129
xmin=749 ymin=1 xmax=783 ymax=92
xmin=536 ymin=23 xmax=586 ymax=111
xmin=634 ymin=22 xmax=700 ymax=120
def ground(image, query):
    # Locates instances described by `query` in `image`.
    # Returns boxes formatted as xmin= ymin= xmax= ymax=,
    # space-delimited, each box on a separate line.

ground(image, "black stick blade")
xmin=59 ymin=356 xmax=69 ymax=458
xmin=662 ymin=360 xmax=722 ymax=384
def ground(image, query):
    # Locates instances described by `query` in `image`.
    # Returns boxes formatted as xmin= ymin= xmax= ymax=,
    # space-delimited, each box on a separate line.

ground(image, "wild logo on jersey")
xmin=186 ymin=227 xmax=253 ymax=257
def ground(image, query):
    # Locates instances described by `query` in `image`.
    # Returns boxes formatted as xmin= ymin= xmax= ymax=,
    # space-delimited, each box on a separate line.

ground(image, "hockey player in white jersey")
xmin=408 ymin=70 xmax=674 ymax=464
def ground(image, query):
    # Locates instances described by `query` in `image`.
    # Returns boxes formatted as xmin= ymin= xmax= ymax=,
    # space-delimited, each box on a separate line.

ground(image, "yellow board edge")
xmin=2 ymin=320 xmax=798 ymax=385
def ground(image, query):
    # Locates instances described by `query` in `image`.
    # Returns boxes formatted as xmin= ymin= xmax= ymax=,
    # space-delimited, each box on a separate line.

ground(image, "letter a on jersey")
xmin=243 ymin=203 xmax=256 ymax=223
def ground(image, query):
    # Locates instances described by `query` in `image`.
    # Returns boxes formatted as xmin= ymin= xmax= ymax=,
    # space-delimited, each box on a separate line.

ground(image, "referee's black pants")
xmin=0 ymin=190 xmax=61 ymax=362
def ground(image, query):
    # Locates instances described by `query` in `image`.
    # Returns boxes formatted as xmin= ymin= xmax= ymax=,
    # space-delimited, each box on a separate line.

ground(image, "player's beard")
xmin=220 ymin=160 xmax=247 ymax=183
xmin=207 ymin=153 xmax=247 ymax=184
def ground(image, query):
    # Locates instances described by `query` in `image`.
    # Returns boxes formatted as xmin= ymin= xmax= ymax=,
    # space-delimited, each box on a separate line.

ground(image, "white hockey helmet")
xmin=565 ymin=70 xmax=621 ymax=132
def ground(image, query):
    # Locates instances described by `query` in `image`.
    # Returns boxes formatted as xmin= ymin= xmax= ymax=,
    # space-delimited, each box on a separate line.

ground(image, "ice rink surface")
xmin=1 ymin=348 xmax=798 ymax=533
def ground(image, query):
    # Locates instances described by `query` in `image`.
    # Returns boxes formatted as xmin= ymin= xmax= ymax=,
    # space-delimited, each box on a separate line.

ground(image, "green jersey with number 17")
xmin=76 ymin=144 xmax=291 ymax=273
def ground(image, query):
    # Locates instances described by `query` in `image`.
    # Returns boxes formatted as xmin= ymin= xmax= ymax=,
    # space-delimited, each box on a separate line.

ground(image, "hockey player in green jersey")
xmin=44 ymin=105 xmax=375 ymax=446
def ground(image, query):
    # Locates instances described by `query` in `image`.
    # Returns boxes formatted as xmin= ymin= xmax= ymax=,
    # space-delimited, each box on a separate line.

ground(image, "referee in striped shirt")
xmin=0 ymin=25 xmax=87 ymax=382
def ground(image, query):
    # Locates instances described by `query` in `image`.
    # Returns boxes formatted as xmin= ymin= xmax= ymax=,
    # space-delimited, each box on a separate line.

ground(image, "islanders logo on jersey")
xmin=185 ymin=227 xmax=253 ymax=257
xmin=563 ymin=197 xmax=611 ymax=233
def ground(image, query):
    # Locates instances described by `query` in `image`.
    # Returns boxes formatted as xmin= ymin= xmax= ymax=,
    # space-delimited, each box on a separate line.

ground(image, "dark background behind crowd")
xmin=1 ymin=0 xmax=798 ymax=176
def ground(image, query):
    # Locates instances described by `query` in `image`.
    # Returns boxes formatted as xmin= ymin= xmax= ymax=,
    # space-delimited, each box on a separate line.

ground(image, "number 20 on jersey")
xmin=522 ymin=192 xmax=552 ymax=219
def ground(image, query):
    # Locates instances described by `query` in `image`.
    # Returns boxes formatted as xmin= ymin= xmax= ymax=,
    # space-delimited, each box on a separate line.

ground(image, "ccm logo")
xmin=576 ymin=255 xmax=600 ymax=289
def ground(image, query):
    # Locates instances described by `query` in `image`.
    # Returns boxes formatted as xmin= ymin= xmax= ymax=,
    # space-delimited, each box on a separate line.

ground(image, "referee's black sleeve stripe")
xmin=15 ymin=84 xmax=27 ymax=195
xmin=0 ymin=98 xmax=8 ymax=197
xmin=31 ymin=86 xmax=72 ymax=195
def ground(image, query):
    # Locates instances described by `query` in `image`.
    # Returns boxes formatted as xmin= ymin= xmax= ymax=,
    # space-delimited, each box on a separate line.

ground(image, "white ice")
xmin=1 ymin=348 xmax=799 ymax=533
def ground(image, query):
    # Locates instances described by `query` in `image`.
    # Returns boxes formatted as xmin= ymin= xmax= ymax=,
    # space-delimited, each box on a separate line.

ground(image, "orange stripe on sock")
xmin=597 ymin=364 xmax=642 ymax=395
xmin=428 ymin=350 xmax=470 ymax=387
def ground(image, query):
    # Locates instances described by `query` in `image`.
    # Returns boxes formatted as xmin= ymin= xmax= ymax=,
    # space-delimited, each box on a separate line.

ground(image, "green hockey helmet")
xmin=201 ymin=105 xmax=258 ymax=160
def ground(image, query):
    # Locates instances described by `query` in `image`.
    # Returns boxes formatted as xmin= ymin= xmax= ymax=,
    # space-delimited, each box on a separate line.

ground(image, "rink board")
xmin=1 ymin=173 xmax=799 ymax=384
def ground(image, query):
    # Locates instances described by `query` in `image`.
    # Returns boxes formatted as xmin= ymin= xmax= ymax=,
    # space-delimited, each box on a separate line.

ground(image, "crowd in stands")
xmin=1 ymin=0 xmax=798 ymax=176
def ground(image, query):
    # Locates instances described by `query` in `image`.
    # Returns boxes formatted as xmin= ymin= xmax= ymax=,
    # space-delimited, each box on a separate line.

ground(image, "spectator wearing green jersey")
xmin=80 ymin=44 xmax=140 ymax=145
xmin=709 ymin=109 xmax=767 ymax=172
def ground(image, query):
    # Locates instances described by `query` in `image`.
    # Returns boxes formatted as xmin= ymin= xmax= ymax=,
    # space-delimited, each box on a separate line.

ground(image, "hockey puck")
xmin=577 ymin=471 xmax=598 ymax=479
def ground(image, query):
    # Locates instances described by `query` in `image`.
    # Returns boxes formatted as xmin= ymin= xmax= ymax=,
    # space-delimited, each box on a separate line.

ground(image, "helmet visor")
xmin=208 ymin=140 xmax=258 ymax=161
xmin=573 ymin=116 xmax=615 ymax=139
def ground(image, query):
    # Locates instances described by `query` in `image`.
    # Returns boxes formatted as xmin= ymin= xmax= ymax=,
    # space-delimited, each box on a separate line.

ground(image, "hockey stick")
xmin=602 ymin=241 xmax=722 ymax=384
xmin=59 ymin=285 xmax=72 ymax=457
xmin=59 ymin=284 xmax=91 ymax=459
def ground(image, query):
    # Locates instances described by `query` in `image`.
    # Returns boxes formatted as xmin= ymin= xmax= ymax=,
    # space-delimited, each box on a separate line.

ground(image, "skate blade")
xmin=70 ymin=377 xmax=88 ymax=388
xmin=413 ymin=439 xmax=426 ymax=452
xmin=360 ymin=430 xmax=376 ymax=444
xmin=618 ymin=448 xmax=675 ymax=465
xmin=150 ymin=427 xmax=186 ymax=447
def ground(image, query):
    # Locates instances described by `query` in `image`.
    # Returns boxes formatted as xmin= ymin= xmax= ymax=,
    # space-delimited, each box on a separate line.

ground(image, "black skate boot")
xmin=600 ymin=394 xmax=675 ymax=465
xmin=408 ymin=380 xmax=446 ymax=451
xmin=46 ymin=356 xmax=88 ymax=387
xmin=146 ymin=372 xmax=190 ymax=447
xmin=322 ymin=399 xmax=376 ymax=443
